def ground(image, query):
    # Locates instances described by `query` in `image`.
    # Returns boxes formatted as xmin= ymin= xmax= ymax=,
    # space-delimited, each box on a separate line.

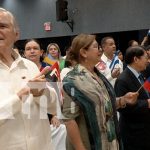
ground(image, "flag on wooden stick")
xmin=137 ymin=76 xmax=150 ymax=93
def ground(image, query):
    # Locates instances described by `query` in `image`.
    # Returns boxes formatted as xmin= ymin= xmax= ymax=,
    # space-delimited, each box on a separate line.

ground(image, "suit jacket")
xmin=114 ymin=67 xmax=150 ymax=150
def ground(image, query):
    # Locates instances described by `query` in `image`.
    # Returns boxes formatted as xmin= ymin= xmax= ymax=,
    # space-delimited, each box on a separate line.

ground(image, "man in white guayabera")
xmin=0 ymin=8 xmax=57 ymax=150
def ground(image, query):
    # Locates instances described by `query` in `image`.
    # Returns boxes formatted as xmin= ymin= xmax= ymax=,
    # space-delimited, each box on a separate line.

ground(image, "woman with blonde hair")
xmin=44 ymin=43 xmax=65 ymax=70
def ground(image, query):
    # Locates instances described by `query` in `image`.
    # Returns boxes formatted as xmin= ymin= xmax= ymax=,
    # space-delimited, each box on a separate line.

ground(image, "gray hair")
xmin=0 ymin=7 xmax=19 ymax=32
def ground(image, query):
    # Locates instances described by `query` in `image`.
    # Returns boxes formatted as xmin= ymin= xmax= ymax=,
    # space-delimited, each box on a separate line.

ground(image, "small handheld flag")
xmin=41 ymin=62 xmax=63 ymax=105
xmin=137 ymin=76 xmax=150 ymax=93
xmin=43 ymin=56 xmax=56 ymax=66
xmin=40 ymin=66 xmax=51 ymax=76
xmin=44 ymin=62 xmax=60 ymax=82
xmin=109 ymin=51 xmax=119 ymax=72
xmin=43 ymin=54 xmax=57 ymax=66
xmin=143 ymin=77 xmax=150 ymax=92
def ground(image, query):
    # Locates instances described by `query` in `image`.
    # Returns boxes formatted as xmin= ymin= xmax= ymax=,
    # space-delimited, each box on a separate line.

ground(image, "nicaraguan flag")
xmin=109 ymin=51 xmax=119 ymax=72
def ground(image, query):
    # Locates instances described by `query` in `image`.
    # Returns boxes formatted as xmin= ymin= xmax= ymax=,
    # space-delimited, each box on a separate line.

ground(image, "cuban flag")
xmin=143 ymin=76 xmax=150 ymax=93
xmin=109 ymin=51 xmax=119 ymax=72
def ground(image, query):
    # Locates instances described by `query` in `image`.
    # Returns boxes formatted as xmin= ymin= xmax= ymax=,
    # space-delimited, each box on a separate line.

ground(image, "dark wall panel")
xmin=0 ymin=0 xmax=149 ymax=39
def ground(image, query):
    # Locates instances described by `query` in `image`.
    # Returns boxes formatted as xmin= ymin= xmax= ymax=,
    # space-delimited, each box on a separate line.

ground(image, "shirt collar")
xmin=101 ymin=53 xmax=110 ymax=63
xmin=127 ymin=65 xmax=140 ymax=78
xmin=0 ymin=49 xmax=27 ymax=69
xmin=12 ymin=50 xmax=28 ymax=68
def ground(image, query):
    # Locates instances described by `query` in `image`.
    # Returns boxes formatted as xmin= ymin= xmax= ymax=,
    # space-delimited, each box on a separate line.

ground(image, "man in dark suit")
xmin=142 ymin=45 xmax=150 ymax=79
xmin=114 ymin=46 xmax=150 ymax=150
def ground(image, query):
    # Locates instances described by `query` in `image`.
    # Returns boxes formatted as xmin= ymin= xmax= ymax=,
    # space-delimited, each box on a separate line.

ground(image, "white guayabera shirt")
xmin=0 ymin=50 xmax=57 ymax=150
xmin=99 ymin=53 xmax=123 ymax=87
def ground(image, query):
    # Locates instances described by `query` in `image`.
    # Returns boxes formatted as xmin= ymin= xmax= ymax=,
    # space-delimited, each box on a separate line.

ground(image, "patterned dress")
xmin=62 ymin=64 xmax=121 ymax=150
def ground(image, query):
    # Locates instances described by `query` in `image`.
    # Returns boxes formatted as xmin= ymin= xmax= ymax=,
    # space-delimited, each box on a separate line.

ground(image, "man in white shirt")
xmin=0 ymin=8 xmax=57 ymax=150
xmin=97 ymin=37 xmax=123 ymax=87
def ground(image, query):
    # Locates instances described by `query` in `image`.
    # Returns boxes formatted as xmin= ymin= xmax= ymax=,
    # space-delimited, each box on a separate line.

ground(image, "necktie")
xmin=138 ymin=74 xmax=144 ymax=84
xmin=138 ymin=74 xmax=150 ymax=98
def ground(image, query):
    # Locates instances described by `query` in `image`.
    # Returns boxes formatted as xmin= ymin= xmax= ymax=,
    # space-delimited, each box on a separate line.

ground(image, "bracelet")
xmin=118 ymin=97 xmax=126 ymax=108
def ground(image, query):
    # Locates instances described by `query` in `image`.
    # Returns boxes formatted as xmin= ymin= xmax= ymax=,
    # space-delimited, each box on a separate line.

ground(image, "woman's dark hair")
xmin=24 ymin=39 xmax=43 ymax=50
xmin=125 ymin=46 xmax=145 ymax=64
xmin=24 ymin=39 xmax=44 ymax=62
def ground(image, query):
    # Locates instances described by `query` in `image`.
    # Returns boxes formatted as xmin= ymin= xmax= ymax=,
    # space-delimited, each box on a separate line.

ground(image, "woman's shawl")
xmin=63 ymin=66 xmax=102 ymax=150
xmin=95 ymin=68 xmax=122 ymax=149
xmin=63 ymin=65 xmax=122 ymax=150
